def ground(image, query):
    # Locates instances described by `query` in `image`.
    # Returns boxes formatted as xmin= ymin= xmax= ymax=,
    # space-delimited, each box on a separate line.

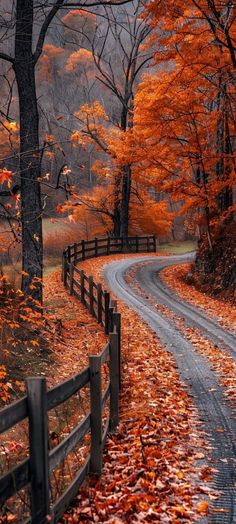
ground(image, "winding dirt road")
xmin=104 ymin=254 xmax=236 ymax=523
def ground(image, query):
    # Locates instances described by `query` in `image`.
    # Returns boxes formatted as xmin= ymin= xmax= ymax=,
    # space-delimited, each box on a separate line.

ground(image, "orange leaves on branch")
xmin=63 ymin=8 xmax=96 ymax=24
xmin=130 ymin=191 xmax=173 ymax=236
xmin=66 ymin=49 xmax=93 ymax=72
xmin=38 ymin=44 xmax=64 ymax=83
xmin=0 ymin=271 xmax=46 ymax=405
xmin=62 ymin=8 xmax=96 ymax=35
xmin=74 ymin=101 xmax=109 ymax=123
xmin=0 ymin=121 xmax=19 ymax=159
xmin=120 ymin=0 xmax=236 ymax=240
xmin=0 ymin=168 xmax=13 ymax=186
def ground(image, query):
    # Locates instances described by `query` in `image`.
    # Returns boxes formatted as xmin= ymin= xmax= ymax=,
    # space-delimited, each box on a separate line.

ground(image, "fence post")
xmin=109 ymin=332 xmax=119 ymax=431
xmin=69 ymin=263 xmax=74 ymax=295
xmin=74 ymin=243 xmax=78 ymax=264
xmin=68 ymin=245 xmax=71 ymax=263
xmin=153 ymin=234 xmax=157 ymax=252
xmin=89 ymin=276 xmax=94 ymax=316
xmin=147 ymin=236 xmax=150 ymax=252
xmin=89 ymin=355 xmax=102 ymax=474
xmin=97 ymin=284 xmax=102 ymax=324
xmin=62 ymin=252 xmax=66 ymax=285
xmin=104 ymin=291 xmax=110 ymax=334
xmin=136 ymin=236 xmax=139 ymax=253
xmin=82 ymin=240 xmax=85 ymax=261
xmin=113 ymin=312 xmax=121 ymax=388
xmin=64 ymin=251 xmax=69 ymax=288
xmin=80 ymin=270 xmax=85 ymax=304
xmin=26 ymin=378 xmax=50 ymax=524
xmin=109 ymin=306 xmax=114 ymax=333
xmin=107 ymin=237 xmax=111 ymax=255
xmin=110 ymin=299 xmax=117 ymax=312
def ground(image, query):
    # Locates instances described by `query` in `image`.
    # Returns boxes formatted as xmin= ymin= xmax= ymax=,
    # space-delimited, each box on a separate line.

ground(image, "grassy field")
xmin=157 ymin=240 xmax=197 ymax=255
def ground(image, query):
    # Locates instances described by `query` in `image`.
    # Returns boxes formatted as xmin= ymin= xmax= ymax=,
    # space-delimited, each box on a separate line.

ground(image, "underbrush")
xmin=193 ymin=221 xmax=236 ymax=302
xmin=0 ymin=270 xmax=107 ymax=522
xmin=0 ymin=219 xmax=83 ymax=289
xmin=0 ymin=273 xmax=50 ymax=404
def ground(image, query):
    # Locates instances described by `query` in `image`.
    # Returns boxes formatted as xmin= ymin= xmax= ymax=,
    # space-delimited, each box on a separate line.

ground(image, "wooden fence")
xmin=0 ymin=295 xmax=120 ymax=524
xmin=62 ymin=235 xmax=156 ymax=326
xmin=62 ymin=235 xmax=156 ymax=281
xmin=0 ymin=234 xmax=155 ymax=523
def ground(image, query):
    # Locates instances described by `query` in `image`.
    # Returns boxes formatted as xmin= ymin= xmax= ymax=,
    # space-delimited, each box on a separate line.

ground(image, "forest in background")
xmin=0 ymin=0 xmax=235 ymax=302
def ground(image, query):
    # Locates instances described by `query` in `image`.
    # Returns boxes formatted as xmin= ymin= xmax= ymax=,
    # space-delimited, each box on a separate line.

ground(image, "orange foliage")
xmin=118 ymin=1 xmax=236 ymax=239
xmin=130 ymin=190 xmax=172 ymax=236
xmin=0 ymin=120 xmax=19 ymax=159
xmin=71 ymin=102 xmax=173 ymax=236
xmin=62 ymin=9 xmax=96 ymax=32
xmin=38 ymin=44 xmax=64 ymax=83
xmin=0 ymin=168 xmax=13 ymax=186
xmin=66 ymin=48 xmax=93 ymax=72
xmin=60 ymin=182 xmax=173 ymax=238
xmin=0 ymin=274 xmax=44 ymax=403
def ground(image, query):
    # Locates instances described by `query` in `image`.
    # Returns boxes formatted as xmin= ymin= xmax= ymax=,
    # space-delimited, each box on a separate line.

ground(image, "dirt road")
xmin=104 ymin=255 xmax=236 ymax=523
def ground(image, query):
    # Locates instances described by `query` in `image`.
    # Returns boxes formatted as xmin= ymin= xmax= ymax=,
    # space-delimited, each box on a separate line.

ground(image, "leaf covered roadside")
xmin=126 ymin=260 xmax=236 ymax=407
xmin=44 ymin=271 xmax=107 ymax=387
xmin=59 ymin=255 xmax=215 ymax=523
xmin=159 ymin=265 xmax=236 ymax=405
xmin=161 ymin=264 xmax=236 ymax=332
xmin=0 ymin=270 xmax=109 ymax=522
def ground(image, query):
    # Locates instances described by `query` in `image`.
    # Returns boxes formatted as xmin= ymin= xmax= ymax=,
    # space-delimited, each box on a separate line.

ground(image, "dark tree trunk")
xmin=113 ymin=174 xmax=121 ymax=237
xmin=120 ymin=165 xmax=131 ymax=240
xmin=215 ymin=82 xmax=233 ymax=219
xmin=113 ymin=206 xmax=121 ymax=237
xmin=14 ymin=0 xmax=43 ymax=303
xmin=119 ymin=96 xmax=132 ymax=240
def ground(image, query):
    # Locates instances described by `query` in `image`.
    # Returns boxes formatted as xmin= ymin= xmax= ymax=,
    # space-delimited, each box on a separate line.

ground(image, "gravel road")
xmin=104 ymin=255 xmax=236 ymax=523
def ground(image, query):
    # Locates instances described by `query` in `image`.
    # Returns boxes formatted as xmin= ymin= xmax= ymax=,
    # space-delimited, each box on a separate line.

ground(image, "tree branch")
xmin=0 ymin=52 xmax=14 ymax=64
xmin=60 ymin=0 xmax=131 ymax=7
xmin=33 ymin=0 xmax=65 ymax=64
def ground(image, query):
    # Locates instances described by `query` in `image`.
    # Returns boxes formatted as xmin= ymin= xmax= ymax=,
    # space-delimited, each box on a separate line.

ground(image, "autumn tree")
xmin=122 ymin=1 xmax=235 ymax=250
xmin=69 ymin=1 xmax=154 ymax=238
xmin=0 ymin=0 xmax=131 ymax=304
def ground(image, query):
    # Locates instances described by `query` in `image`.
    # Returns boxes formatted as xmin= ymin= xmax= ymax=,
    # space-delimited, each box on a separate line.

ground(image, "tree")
xmin=0 ymin=0 xmax=131 ymax=304
xmin=122 ymin=1 xmax=235 ymax=249
xmin=69 ymin=1 xmax=154 ymax=237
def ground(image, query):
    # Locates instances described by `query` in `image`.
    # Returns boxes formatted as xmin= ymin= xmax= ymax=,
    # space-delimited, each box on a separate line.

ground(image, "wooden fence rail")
xmin=0 ymin=295 xmax=120 ymax=524
xmin=0 ymin=234 xmax=155 ymax=523
xmin=62 ymin=235 xmax=156 ymax=333
xmin=62 ymin=235 xmax=156 ymax=281
xmin=0 ymin=326 xmax=120 ymax=523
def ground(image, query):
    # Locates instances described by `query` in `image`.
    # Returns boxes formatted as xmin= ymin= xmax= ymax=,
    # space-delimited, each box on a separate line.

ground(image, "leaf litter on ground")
xmin=58 ymin=254 xmax=218 ymax=523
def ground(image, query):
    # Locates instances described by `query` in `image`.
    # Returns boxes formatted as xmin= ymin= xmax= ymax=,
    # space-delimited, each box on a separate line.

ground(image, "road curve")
xmin=104 ymin=255 xmax=236 ymax=523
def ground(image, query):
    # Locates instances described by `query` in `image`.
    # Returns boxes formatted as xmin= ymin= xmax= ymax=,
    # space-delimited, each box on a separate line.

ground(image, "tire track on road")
xmin=104 ymin=256 xmax=236 ymax=523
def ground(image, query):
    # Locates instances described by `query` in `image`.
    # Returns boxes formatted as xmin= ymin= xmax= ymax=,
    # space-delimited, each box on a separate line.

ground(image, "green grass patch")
xmin=157 ymin=240 xmax=197 ymax=255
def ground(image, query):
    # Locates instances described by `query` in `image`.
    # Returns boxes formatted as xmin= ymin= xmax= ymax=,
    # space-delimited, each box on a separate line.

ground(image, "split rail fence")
xmin=0 ymin=235 xmax=156 ymax=524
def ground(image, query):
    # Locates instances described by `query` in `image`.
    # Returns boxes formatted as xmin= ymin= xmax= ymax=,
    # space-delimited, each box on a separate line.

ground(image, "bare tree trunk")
xmin=120 ymin=165 xmax=131 ymax=240
xmin=14 ymin=0 xmax=43 ymax=303
xmin=113 ymin=174 xmax=121 ymax=237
